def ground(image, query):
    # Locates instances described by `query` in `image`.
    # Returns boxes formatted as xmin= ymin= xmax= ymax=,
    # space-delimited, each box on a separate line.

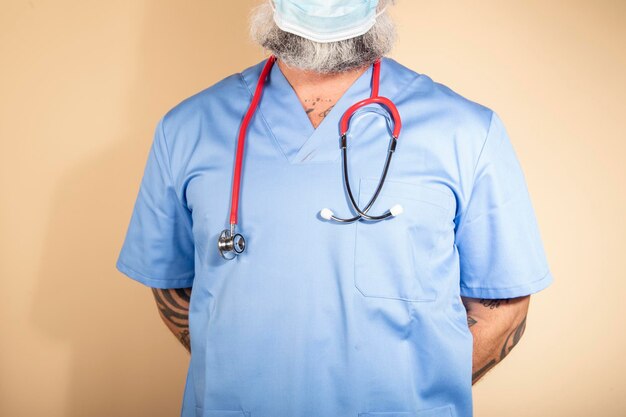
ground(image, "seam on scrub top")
xmin=237 ymin=72 xmax=290 ymax=163
xmin=457 ymin=188 xmax=527 ymax=228
xmin=158 ymin=115 xmax=187 ymax=208
xmin=359 ymin=177 xmax=454 ymax=208
xmin=158 ymin=114 xmax=196 ymax=239
xmin=117 ymin=259 xmax=195 ymax=282
xmin=453 ymin=109 xmax=495 ymax=240
xmin=459 ymin=268 xmax=551 ymax=291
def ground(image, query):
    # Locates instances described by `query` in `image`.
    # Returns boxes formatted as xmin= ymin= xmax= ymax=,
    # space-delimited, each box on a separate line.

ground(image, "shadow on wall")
xmin=29 ymin=2 xmax=262 ymax=416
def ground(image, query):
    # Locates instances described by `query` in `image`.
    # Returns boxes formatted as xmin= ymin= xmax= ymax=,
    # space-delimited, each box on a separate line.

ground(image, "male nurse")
xmin=116 ymin=1 xmax=553 ymax=416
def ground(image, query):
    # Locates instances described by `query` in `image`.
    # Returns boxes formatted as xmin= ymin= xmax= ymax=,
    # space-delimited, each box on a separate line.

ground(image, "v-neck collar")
xmin=239 ymin=57 xmax=418 ymax=164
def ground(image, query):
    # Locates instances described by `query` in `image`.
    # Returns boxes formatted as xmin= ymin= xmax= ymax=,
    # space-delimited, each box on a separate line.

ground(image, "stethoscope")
xmin=218 ymin=55 xmax=403 ymax=260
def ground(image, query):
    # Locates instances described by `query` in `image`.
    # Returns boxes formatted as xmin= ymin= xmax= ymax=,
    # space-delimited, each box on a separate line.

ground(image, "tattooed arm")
xmin=461 ymin=295 xmax=530 ymax=384
xmin=151 ymin=287 xmax=192 ymax=353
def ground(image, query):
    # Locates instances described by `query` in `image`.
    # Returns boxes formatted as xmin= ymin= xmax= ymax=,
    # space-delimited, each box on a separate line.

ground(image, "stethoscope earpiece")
xmin=320 ymin=208 xmax=334 ymax=221
xmin=390 ymin=204 xmax=404 ymax=216
xmin=319 ymin=204 xmax=404 ymax=223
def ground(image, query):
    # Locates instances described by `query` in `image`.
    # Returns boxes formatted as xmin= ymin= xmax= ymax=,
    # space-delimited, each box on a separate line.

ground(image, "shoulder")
xmin=385 ymin=57 xmax=495 ymax=141
xmin=149 ymin=60 xmax=266 ymax=179
xmin=159 ymin=60 xmax=266 ymax=136
xmin=385 ymin=58 xmax=493 ymax=127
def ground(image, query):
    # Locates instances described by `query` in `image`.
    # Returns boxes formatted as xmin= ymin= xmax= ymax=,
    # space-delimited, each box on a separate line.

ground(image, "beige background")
xmin=1 ymin=0 xmax=624 ymax=416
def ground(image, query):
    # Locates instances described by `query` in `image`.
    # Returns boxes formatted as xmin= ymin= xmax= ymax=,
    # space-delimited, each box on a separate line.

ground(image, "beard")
xmin=249 ymin=1 xmax=397 ymax=74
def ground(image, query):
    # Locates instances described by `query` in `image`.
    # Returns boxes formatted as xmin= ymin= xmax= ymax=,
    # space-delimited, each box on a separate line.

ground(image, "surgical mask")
xmin=270 ymin=0 xmax=384 ymax=43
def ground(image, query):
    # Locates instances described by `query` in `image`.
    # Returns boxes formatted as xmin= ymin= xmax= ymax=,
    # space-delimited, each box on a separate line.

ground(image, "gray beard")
xmin=249 ymin=2 xmax=397 ymax=74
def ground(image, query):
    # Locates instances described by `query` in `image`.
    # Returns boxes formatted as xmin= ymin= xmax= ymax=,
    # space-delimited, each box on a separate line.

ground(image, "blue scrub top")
xmin=116 ymin=57 xmax=553 ymax=417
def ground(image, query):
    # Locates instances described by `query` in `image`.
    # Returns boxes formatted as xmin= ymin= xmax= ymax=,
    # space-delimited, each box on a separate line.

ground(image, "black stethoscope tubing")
xmin=328 ymin=134 xmax=398 ymax=223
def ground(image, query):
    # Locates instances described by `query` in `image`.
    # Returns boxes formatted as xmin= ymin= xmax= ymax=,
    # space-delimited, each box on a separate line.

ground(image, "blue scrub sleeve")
xmin=115 ymin=117 xmax=195 ymax=289
xmin=455 ymin=111 xmax=553 ymax=299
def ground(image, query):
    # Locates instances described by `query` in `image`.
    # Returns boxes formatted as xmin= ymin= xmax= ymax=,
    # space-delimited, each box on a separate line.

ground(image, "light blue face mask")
xmin=271 ymin=0 xmax=383 ymax=43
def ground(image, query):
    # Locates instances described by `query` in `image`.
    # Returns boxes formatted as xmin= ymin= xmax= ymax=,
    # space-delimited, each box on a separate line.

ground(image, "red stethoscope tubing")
xmin=229 ymin=55 xmax=276 ymax=225
xmin=228 ymin=55 xmax=401 ymax=227
xmin=339 ymin=96 xmax=401 ymax=138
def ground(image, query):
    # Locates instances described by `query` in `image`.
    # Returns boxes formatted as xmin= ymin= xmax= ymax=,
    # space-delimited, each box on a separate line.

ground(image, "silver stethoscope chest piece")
xmin=218 ymin=227 xmax=246 ymax=260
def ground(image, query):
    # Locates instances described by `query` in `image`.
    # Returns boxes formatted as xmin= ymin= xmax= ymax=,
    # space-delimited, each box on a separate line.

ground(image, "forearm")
xmin=463 ymin=296 xmax=530 ymax=384
xmin=151 ymin=287 xmax=192 ymax=353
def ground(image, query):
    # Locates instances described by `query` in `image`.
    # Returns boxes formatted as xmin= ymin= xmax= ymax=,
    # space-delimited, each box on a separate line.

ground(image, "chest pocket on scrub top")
xmin=353 ymin=178 xmax=453 ymax=302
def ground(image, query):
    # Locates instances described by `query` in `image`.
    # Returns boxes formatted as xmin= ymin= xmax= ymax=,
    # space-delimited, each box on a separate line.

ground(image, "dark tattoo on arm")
xmin=151 ymin=287 xmax=192 ymax=353
xmin=178 ymin=329 xmax=191 ymax=352
xmin=472 ymin=359 xmax=497 ymax=383
xmin=479 ymin=298 xmax=510 ymax=309
xmin=500 ymin=316 xmax=527 ymax=360
xmin=174 ymin=288 xmax=191 ymax=303
xmin=472 ymin=315 xmax=528 ymax=384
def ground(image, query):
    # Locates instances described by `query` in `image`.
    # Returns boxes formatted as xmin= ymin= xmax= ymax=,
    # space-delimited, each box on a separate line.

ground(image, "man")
xmin=116 ymin=1 xmax=553 ymax=416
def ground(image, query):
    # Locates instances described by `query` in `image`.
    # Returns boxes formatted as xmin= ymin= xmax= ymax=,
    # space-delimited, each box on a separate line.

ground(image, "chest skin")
xmin=275 ymin=59 xmax=371 ymax=130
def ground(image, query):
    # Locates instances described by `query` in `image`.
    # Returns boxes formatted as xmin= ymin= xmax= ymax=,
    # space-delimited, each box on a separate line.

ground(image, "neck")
xmin=277 ymin=59 xmax=370 ymax=129
xmin=276 ymin=60 xmax=370 ymax=89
